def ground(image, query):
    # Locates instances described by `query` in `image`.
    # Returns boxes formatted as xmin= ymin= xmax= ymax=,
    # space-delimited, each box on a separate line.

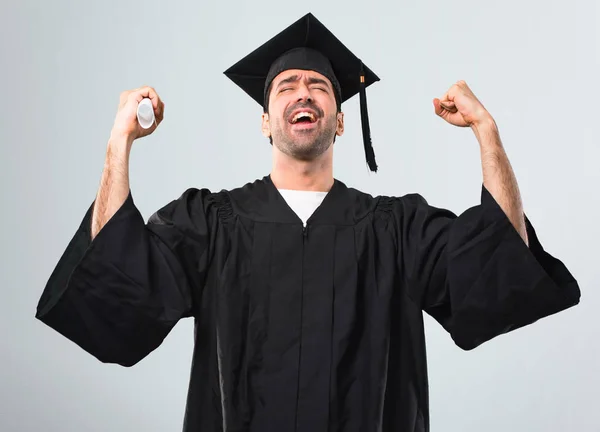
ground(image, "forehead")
xmin=272 ymin=69 xmax=333 ymax=87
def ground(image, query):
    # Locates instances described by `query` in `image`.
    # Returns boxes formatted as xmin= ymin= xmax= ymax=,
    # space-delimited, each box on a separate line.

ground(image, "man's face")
xmin=262 ymin=69 xmax=344 ymax=161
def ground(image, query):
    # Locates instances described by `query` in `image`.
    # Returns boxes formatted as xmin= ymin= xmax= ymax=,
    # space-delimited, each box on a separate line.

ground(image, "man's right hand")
xmin=110 ymin=86 xmax=165 ymax=144
xmin=91 ymin=86 xmax=163 ymax=240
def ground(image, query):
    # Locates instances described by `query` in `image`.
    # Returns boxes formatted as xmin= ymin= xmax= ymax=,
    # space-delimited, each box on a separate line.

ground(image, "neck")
xmin=270 ymin=145 xmax=334 ymax=192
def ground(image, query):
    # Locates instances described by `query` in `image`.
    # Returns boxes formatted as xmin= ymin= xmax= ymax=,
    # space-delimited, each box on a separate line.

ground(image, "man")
xmin=36 ymin=13 xmax=580 ymax=432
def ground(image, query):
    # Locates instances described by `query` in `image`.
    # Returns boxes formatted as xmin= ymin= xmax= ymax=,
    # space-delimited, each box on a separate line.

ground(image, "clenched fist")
xmin=433 ymin=80 xmax=492 ymax=128
xmin=110 ymin=86 xmax=165 ymax=142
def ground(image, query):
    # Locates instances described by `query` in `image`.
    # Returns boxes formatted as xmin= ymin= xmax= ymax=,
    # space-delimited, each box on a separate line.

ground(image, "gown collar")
xmin=229 ymin=174 xmax=364 ymax=227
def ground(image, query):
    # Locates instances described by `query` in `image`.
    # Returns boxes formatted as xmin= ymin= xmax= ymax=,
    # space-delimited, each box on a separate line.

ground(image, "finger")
xmin=142 ymin=86 xmax=161 ymax=110
xmin=455 ymin=80 xmax=478 ymax=102
xmin=438 ymin=89 xmax=454 ymax=107
xmin=433 ymin=98 xmax=456 ymax=116
xmin=456 ymin=80 xmax=469 ymax=91
xmin=433 ymin=98 xmax=443 ymax=116
xmin=127 ymin=89 xmax=146 ymax=106
xmin=130 ymin=86 xmax=160 ymax=108
xmin=156 ymin=101 xmax=165 ymax=123
xmin=440 ymin=101 xmax=458 ymax=113
xmin=433 ymin=98 xmax=450 ymax=117
xmin=444 ymin=81 xmax=463 ymax=101
xmin=440 ymin=83 xmax=460 ymax=110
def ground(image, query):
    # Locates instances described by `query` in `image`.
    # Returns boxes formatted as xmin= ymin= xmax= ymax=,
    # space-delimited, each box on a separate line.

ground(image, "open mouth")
xmin=289 ymin=111 xmax=318 ymax=125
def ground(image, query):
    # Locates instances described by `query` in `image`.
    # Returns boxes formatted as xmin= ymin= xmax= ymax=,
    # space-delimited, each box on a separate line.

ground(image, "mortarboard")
xmin=223 ymin=12 xmax=380 ymax=172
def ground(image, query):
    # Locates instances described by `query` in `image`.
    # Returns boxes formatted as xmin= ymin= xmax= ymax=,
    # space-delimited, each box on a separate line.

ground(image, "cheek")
xmin=273 ymin=111 xmax=287 ymax=127
xmin=316 ymin=94 xmax=337 ymax=115
xmin=269 ymin=101 xmax=289 ymax=123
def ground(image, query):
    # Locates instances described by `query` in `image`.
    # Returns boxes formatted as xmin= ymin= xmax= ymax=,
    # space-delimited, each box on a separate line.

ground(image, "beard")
xmin=270 ymin=103 xmax=338 ymax=161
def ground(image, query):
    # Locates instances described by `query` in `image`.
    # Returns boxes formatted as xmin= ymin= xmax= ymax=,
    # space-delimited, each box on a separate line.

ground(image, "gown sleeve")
xmin=35 ymin=188 xmax=214 ymax=366
xmin=394 ymin=184 xmax=581 ymax=350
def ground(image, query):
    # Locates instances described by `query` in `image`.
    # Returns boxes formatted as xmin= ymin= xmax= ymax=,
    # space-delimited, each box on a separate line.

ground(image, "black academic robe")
xmin=35 ymin=175 xmax=580 ymax=432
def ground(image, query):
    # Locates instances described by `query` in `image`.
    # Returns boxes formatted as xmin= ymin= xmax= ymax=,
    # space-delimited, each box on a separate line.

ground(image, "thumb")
xmin=433 ymin=98 xmax=444 ymax=116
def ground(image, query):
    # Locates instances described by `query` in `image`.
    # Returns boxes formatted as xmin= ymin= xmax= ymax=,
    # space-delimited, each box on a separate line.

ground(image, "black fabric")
xmin=223 ymin=13 xmax=379 ymax=106
xmin=36 ymin=176 xmax=580 ymax=431
xmin=359 ymin=62 xmax=377 ymax=172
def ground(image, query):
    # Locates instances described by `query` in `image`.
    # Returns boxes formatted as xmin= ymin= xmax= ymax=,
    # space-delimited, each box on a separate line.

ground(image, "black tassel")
xmin=359 ymin=62 xmax=377 ymax=172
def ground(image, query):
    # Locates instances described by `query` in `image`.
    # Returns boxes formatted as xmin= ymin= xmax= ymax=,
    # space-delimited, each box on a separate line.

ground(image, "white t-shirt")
xmin=278 ymin=189 xmax=327 ymax=226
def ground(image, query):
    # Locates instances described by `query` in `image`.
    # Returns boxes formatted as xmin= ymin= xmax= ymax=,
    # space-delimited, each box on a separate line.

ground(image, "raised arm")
xmin=474 ymin=116 xmax=528 ymax=246
xmin=391 ymin=81 xmax=580 ymax=350
xmin=434 ymin=80 xmax=528 ymax=245
xmin=91 ymin=86 xmax=164 ymax=240
xmin=35 ymin=87 xmax=214 ymax=367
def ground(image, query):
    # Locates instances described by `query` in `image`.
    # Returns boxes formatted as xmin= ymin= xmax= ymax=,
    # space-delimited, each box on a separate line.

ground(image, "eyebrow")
xmin=275 ymin=74 xmax=331 ymax=90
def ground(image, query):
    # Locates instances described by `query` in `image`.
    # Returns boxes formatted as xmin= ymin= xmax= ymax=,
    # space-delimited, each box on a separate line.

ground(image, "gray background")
xmin=1 ymin=0 xmax=598 ymax=431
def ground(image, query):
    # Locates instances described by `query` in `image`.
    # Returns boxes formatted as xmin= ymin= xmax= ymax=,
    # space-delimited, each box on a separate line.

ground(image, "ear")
xmin=261 ymin=112 xmax=271 ymax=139
xmin=335 ymin=111 xmax=344 ymax=137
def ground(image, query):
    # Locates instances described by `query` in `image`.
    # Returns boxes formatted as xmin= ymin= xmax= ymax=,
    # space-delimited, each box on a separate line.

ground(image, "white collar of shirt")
xmin=278 ymin=189 xmax=328 ymax=226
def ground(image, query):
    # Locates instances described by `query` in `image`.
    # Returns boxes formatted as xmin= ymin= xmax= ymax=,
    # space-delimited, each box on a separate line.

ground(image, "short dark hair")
xmin=263 ymin=80 xmax=275 ymax=114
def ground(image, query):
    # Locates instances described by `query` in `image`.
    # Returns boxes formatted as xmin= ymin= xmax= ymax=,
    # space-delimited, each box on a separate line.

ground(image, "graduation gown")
xmin=35 ymin=175 xmax=580 ymax=432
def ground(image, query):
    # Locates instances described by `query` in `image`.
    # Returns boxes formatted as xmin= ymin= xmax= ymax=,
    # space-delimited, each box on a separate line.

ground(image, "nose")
xmin=296 ymin=83 xmax=313 ymax=103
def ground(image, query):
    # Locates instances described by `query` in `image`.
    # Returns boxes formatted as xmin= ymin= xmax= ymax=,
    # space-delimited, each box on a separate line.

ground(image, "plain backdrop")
xmin=1 ymin=0 xmax=598 ymax=431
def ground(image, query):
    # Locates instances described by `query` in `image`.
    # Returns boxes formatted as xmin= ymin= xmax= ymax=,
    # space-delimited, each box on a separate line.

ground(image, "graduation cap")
xmin=223 ymin=12 xmax=380 ymax=172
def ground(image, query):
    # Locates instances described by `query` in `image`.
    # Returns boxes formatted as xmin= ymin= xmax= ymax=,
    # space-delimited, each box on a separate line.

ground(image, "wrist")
xmin=108 ymin=132 xmax=134 ymax=153
xmin=471 ymin=115 xmax=501 ymax=149
xmin=471 ymin=114 xmax=497 ymax=134
xmin=107 ymin=134 xmax=133 ymax=166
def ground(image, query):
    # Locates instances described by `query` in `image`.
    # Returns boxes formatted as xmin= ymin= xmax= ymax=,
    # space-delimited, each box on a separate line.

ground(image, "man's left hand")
xmin=433 ymin=80 xmax=492 ymax=128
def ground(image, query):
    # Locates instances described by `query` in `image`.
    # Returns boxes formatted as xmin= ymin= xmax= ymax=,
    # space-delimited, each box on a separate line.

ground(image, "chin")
xmin=292 ymin=140 xmax=332 ymax=161
xmin=273 ymin=139 xmax=314 ymax=160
